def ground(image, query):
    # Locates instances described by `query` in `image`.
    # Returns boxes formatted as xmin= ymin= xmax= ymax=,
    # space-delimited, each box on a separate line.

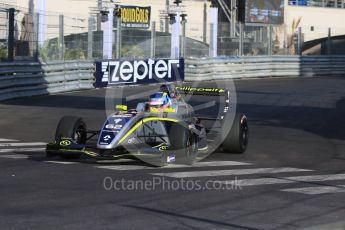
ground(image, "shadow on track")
xmin=238 ymin=97 xmax=345 ymax=140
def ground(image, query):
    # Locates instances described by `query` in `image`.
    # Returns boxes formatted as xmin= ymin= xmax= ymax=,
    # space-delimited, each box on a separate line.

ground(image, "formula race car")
xmin=46 ymin=84 xmax=249 ymax=166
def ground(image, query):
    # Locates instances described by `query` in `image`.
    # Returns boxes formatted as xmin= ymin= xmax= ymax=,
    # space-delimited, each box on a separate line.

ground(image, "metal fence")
xmin=1 ymin=5 xmax=345 ymax=62
xmin=0 ymin=4 xmax=94 ymax=62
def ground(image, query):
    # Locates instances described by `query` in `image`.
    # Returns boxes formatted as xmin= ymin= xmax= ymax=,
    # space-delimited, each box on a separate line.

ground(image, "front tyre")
xmin=54 ymin=116 xmax=87 ymax=159
xmin=222 ymin=113 xmax=248 ymax=154
xmin=169 ymin=123 xmax=198 ymax=165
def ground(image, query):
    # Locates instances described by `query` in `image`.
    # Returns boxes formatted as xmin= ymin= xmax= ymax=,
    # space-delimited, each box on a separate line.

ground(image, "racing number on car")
xmin=60 ymin=140 xmax=72 ymax=146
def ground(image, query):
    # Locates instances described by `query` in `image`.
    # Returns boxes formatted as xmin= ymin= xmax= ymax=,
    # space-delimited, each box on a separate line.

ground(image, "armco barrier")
xmin=0 ymin=61 xmax=94 ymax=101
xmin=184 ymin=56 xmax=345 ymax=81
xmin=1 ymin=56 xmax=345 ymax=101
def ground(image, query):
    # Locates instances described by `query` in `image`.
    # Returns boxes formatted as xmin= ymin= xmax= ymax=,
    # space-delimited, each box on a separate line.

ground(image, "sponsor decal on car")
xmin=103 ymin=135 xmax=111 ymax=141
xmin=159 ymin=145 xmax=169 ymax=151
xmin=150 ymin=107 xmax=176 ymax=113
xmin=167 ymin=155 xmax=176 ymax=163
xmin=176 ymin=86 xmax=226 ymax=94
xmin=127 ymin=137 xmax=136 ymax=144
xmin=60 ymin=140 xmax=72 ymax=146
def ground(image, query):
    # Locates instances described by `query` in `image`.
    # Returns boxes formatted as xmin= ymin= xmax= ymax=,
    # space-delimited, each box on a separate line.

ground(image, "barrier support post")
xmin=33 ymin=13 xmax=39 ymax=60
xmin=103 ymin=8 xmax=114 ymax=59
xmin=203 ymin=3 xmax=207 ymax=43
xmin=8 ymin=8 xmax=15 ymax=62
xmin=239 ymin=23 xmax=244 ymax=56
xmin=150 ymin=21 xmax=156 ymax=58
xmin=297 ymin=27 xmax=302 ymax=55
xmin=59 ymin=14 xmax=64 ymax=60
xmin=181 ymin=19 xmax=186 ymax=58
xmin=268 ymin=25 xmax=273 ymax=55
xmin=115 ymin=14 xmax=121 ymax=59
xmin=209 ymin=6 xmax=218 ymax=58
xmin=327 ymin=28 xmax=332 ymax=55
xmin=88 ymin=17 xmax=94 ymax=60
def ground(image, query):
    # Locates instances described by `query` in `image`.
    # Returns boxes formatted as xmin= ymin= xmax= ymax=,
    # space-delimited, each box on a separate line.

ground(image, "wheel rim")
xmin=74 ymin=125 xmax=86 ymax=144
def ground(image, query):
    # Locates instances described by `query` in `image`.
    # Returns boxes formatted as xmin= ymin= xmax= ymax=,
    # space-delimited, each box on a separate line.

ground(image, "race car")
xmin=46 ymin=84 xmax=249 ymax=166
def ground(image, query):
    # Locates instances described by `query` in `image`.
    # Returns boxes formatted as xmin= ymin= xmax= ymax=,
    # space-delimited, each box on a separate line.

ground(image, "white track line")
xmin=45 ymin=161 xmax=79 ymax=165
xmin=0 ymin=154 xmax=29 ymax=159
xmin=96 ymin=159 xmax=138 ymax=164
xmin=0 ymin=138 xmax=18 ymax=142
xmin=280 ymin=185 xmax=345 ymax=195
xmin=152 ymin=167 xmax=312 ymax=178
xmin=221 ymin=173 xmax=345 ymax=187
xmin=96 ymin=165 xmax=157 ymax=170
xmin=0 ymin=148 xmax=45 ymax=153
xmin=96 ymin=161 xmax=252 ymax=171
xmin=0 ymin=142 xmax=46 ymax=147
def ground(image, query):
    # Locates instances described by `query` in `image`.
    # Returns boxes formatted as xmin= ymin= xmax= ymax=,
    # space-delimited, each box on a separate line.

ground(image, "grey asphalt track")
xmin=0 ymin=77 xmax=344 ymax=230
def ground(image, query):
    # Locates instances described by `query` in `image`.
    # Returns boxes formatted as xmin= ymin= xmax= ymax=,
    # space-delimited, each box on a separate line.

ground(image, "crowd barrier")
xmin=0 ymin=61 xmax=94 ymax=101
xmin=1 ymin=56 xmax=345 ymax=101
xmin=184 ymin=56 xmax=345 ymax=81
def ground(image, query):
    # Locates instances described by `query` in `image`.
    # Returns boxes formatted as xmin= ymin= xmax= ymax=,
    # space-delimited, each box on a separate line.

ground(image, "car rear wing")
xmin=176 ymin=86 xmax=230 ymax=121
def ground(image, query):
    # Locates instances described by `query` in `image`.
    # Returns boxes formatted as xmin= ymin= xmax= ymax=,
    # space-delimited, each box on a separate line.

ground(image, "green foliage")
xmin=64 ymin=47 xmax=85 ymax=60
xmin=39 ymin=41 xmax=60 ymax=62
xmin=0 ymin=44 xmax=7 ymax=60
xmin=112 ymin=44 xmax=145 ymax=59
xmin=121 ymin=45 xmax=145 ymax=58
xmin=39 ymin=41 xmax=86 ymax=61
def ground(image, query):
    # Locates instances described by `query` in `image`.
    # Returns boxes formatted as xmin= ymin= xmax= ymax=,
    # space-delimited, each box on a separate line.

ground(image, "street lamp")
xmin=100 ymin=10 xmax=109 ymax=22
xmin=169 ymin=13 xmax=177 ymax=24
xmin=113 ymin=4 xmax=121 ymax=17
xmin=173 ymin=0 xmax=182 ymax=6
xmin=180 ymin=13 xmax=187 ymax=23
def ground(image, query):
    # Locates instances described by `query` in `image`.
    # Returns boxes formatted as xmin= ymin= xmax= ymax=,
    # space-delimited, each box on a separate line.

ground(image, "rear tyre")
xmin=54 ymin=116 xmax=87 ymax=159
xmin=222 ymin=113 xmax=248 ymax=154
xmin=169 ymin=123 xmax=198 ymax=165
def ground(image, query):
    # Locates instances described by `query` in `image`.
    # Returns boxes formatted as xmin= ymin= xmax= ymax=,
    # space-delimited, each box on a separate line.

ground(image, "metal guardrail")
xmin=185 ymin=56 xmax=345 ymax=81
xmin=1 ymin=56 xmax=345 ymax=101
xmin=0 ymin=61 xmax=94 ymax=101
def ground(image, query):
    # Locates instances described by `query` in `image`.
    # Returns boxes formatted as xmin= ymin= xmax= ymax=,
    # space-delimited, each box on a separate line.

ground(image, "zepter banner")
xmin=95 ymin=58 xmax=184 ymax=88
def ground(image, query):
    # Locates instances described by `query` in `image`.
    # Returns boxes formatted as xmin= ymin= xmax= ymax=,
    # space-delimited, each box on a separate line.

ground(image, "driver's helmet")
xmin=149 ymin=92 xmax=171 ymax=107
xmin=160 ymin=84 xmax=180 ymax=99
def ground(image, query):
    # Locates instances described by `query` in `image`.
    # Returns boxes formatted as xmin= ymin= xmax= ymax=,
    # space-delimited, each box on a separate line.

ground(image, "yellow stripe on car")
xmin=118 ymin=117 xmax=178 ymax=145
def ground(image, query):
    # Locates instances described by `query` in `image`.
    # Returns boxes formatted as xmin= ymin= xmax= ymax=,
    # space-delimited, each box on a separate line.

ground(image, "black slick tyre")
xmin=222 ymin=113 xmax=248 ymax=154
xmin=54 ymin=116 xmax=87 ymax=159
